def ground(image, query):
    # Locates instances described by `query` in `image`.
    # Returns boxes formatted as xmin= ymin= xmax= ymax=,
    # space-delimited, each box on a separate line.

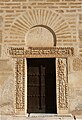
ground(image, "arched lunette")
xmin=31 ymin=25 xmax=56 ymax=46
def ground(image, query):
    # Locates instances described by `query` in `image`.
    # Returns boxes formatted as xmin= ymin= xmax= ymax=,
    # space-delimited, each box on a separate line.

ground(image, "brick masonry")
xmin=0 ymin=0 xmax=81 ymax=47
xmin=0 ymin=0 xmax=82 ymax=119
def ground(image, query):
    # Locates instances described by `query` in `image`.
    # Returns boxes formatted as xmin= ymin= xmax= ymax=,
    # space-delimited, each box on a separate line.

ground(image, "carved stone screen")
xmin=27 ymin=58 xmax=57 ymax=113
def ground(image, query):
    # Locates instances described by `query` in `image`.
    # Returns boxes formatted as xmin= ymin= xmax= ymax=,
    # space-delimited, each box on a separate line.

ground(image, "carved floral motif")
xmin=15 ymin=58 xmax=25 ymax=110
xmin=57 ymin=58 xmax=68 ymax=110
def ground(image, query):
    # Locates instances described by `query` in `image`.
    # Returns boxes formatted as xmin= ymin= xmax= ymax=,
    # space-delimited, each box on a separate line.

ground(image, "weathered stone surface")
xmin=0 ymin=60 xmax=13 ymax=71
xmin=0 ymin=115 xmax=74 ymax=120
xmin=0 ymin=73 xmax=14 ymax=114
xmin=0 ymin=0 xmax=82 ymax=119
xmin=0 ymin=45 xmax=1 ymax=57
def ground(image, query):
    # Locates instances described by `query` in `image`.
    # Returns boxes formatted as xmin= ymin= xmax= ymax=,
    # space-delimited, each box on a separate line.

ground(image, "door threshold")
xmin=26 ymin=113 xmax=73 ymax=118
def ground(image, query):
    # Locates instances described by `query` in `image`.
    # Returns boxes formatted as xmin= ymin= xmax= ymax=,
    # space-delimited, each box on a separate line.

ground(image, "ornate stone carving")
xmin=57 ymin=58 xmax=68 ymax=110
xmin=9 ymin=47 xmax=74 ymax=58
xmin=8 ymin=47 xmax=72 ymax=113
xmin=9 ymin=47 xmax=24 ymax=56
xmin=15 ymin=58 xmax=25 ymax=110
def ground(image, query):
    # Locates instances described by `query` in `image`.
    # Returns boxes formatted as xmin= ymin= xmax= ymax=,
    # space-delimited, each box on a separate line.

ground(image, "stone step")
xmin=27 ymin=114 xmax=74 ymax=120
xmin=0 ymin=114 xmax=75 ymax=120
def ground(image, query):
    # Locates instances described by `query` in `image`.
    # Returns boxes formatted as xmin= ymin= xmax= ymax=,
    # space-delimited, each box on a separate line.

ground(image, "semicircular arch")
xmin=9 ymin=9 xmax=73 ymax=47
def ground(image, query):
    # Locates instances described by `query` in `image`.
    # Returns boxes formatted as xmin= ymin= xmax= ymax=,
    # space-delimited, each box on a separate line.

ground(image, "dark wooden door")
xmin=27 ymin=58 xmax=57 ymax=113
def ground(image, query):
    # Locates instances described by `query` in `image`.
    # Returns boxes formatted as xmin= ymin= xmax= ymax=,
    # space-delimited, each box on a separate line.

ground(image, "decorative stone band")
xmin=9 ymin=47 xmax=74 ymax=58
xmin=15 ymin=58 xmax=25 ymax=111
xmin=56 ymin=58 xmax=68 ymax=111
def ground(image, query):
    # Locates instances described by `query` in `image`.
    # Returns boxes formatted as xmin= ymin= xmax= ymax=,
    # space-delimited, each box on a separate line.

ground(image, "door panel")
xmin=27 ymin=58 xmax=57 ymax=113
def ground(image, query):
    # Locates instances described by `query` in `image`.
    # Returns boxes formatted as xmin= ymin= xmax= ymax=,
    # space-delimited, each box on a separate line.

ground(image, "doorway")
xmin=27 ymin=58 xmax=57 ymax=113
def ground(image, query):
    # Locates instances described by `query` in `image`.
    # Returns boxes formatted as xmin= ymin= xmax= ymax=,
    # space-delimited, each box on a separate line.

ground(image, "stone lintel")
xmin=8 ymin=47 xmax=74 ymax=58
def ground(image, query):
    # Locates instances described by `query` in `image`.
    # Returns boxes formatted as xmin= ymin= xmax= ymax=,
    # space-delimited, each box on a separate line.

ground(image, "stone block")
xmin=0 ymin=115 xmax=74 ymax=120
xmin=38 ymin=3 xmax=54 ymax=5
xmin=6 ymin=10 xmax=14 ymax=13
xmin=0 ymin=45 xmax=1 ymax=57
xmin=0 ymin=116 xmax=13 ymax=120
xmin=47 ymin=0 xmax=60 ymax=2
xmin=0 ymin=60 xmax=13 ymax=71
xmin=12 ymin=0 xmax=27 ymax=2
xmin=0 ymin=31 xmax=2 ymax=43
xmin=0 ymin=0 xmax=10 ymax=2
xmin=0 ymin=16 xmax=3 ymax=27
xmin=79 ymin=14 xmax=82 ymax=20
xmin=0 ymin=10 xmax=4 ymax=13
xmin=76 ymin=116 xmax=82 ymax=120
xmin=29 ymin=0 xmax=44 ymax=2
xmin=0 ymin=72 xmax=14 ymax=115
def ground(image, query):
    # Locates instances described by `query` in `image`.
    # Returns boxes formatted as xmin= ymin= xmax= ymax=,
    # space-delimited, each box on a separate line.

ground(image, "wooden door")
xmin=27 ymin=58 xmax=57 ymax=113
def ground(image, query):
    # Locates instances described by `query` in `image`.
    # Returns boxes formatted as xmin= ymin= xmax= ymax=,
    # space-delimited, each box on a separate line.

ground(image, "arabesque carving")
xmin=15 ymin=58 xmax=25 ymax=110
xmin=9 ymin=47 xmax=74 ymax=58
xmin=57 ymin=58 xmax=68 ymax=110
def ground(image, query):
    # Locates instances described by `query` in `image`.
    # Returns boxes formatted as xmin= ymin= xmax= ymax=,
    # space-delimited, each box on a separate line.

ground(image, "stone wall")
xmin=0 ymin=0 xmax=82 ymax=116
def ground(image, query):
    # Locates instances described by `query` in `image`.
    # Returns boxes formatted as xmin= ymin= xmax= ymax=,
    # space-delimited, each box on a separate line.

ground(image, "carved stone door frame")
xmin=9 ymin=47 xmax=74 ymax=115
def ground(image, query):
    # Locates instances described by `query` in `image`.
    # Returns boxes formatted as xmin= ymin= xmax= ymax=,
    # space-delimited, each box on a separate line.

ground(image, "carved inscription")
xmin=15 ymin=58 xmax=25 ymax=110
xmin=9 ymin=47 xmax=24 ymax=55
xmin=9 ymin=47 xmax=74 ymax=57
xmin=57 ymin=58 xmax=68 ymax=110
